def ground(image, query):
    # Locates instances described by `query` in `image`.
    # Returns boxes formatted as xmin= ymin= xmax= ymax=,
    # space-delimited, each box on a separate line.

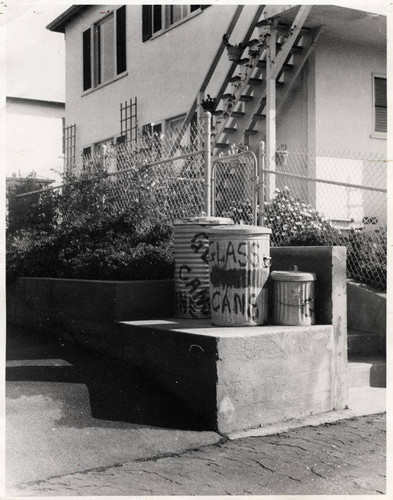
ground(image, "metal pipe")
xmin=203 ymin=112 xmax=212 ymax=216
xmin=261 ymin=169 xmax=387 ymax=193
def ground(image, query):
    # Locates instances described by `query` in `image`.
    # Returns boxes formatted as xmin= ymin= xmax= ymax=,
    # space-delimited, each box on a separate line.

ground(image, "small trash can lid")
xmin=271 ymin=270 xmax=316 ymax=282
xmin=174 ymin=216 xmax=234 ymax=226
xmin=205 ymin=224 xmax=272 ymax=236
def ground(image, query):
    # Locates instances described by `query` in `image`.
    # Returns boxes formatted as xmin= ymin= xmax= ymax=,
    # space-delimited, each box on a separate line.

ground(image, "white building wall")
xmin=65 ymin=5 xmax=242 ymax=152
xmin=6 ymin=99 xmax=64 ymax=183
xmin=64 ymin=4 xmax=291 ymax=153
xmin=312 ymin=35 xmax=386 ymax=225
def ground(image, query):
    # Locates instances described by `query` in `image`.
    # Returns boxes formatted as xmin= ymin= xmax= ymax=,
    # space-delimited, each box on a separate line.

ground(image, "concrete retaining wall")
xmin=347 ymin=280 xmax=386 ymax=353
xmin=270 ymin=246 xmax=348 ymax=410
xmin=6 ymin=246 xmax=347 ymax=434
xmin=7 ymin=278 xmax=174 ymax=334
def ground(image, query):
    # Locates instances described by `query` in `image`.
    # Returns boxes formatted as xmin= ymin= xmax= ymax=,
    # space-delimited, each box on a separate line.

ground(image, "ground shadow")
xmin=6 ymin=325 xmax=209 ymax=431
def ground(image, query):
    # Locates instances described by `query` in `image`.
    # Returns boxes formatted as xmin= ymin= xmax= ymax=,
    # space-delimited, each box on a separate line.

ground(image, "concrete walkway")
xmin=6 ymin=325 xmax=387 ymax=496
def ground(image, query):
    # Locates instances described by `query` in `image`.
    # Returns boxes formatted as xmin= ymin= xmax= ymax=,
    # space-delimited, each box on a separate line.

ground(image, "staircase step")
xmin=348 ymin=355 xmax=386 ymax=388
xmin=231 ymin=110 xmax=245 ymax=118
xmin=248 ymin=77 xmax=263 ymax=85
xmin=253 ymin=113 xmax=266 ymax=120
xmin=277 ymin=42 xmax=303 ymax=52
xmin=224 ymin=127 xmax=237 ymax=134
xmin=256 ymin=20 xmax=312 ymax=34
xmin=245 ymin=129 xmax=258 ymax=135
xmin=215 ymin=142 xmax=230 ymax=149
xmin=348 ymin=329 xmax=380 ymax=355
xmin=239 ymin=95 xmax=253 ymax=102
xmin=257 ymin=60 xmax=294 ymax=70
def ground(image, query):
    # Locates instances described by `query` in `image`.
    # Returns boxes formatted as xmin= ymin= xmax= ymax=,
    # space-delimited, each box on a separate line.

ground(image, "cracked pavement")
xmin=6 ymin=325 xmax=386 ymax=496
xmin=10 ymin=414 xmax=386 ymax=496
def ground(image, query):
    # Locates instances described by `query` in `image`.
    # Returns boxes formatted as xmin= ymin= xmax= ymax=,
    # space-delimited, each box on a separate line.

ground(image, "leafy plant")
xmin=263 ymin=187 xmax=386 ymax=291
xmin=6 ymin=167 xmax=175 ymax=282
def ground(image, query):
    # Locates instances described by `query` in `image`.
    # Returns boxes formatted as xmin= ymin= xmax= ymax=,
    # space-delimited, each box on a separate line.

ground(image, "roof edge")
xmin=6 ymin=96 xmax=65 ymax=107
xmin=46 ymin=5 xmax=88 ymax=33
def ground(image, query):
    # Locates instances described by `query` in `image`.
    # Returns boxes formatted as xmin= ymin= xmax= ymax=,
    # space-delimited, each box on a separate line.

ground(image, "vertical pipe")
xmin=266 ymin=27 xmax=277 ymax=201
xmin=258 ymin=140 xmax=265 ymax=226
xmin=203 ymin=111 xmax=212 ymax=216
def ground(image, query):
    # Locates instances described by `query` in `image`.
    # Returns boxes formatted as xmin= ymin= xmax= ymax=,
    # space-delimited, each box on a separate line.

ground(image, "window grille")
xmin=120 ymin=97 xmax=138 ymax=144
xmin=64 ymin=123 xmax=76 ymax=172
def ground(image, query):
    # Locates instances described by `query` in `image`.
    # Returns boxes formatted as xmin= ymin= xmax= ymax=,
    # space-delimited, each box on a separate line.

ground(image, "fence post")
xmin=203 ymin=111 xmax=212 ymax=217
xmin=258 ymin=140 xmax=265 ymax=226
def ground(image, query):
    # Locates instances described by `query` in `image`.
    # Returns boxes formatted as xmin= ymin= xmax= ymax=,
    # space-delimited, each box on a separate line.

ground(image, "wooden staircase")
xmin=178 ymin=6 xmax=322 ymax=159
xmin=210 ymin=6 xmax=322 ymax=156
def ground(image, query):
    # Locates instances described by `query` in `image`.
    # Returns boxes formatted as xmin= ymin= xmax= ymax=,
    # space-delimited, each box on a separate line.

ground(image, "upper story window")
xmin=373 ymin=75 xmax=387 ymax=135
xmin=83 ymin=5 xmax=126 ymax=92
xmin=142 ymin=5 xmax=208 ymax=41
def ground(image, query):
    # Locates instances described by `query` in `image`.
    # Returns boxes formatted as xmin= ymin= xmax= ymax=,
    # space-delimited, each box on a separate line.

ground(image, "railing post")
xmin=203 ymin=111 xmax=212 ymax=216
xmin=258 ymin=140 xmax=265 ymax=226
xmin=266 ymin=26 xmax=277 ymax=201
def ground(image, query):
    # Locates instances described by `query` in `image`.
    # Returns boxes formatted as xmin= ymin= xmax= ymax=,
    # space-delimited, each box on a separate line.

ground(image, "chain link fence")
xmin=262 ymin=149 xmax=387 ymax=291
xmin=212 ymin=149 xmax=258 ymax=224
xmin=70 ymin=122 xmax=206 ymax=221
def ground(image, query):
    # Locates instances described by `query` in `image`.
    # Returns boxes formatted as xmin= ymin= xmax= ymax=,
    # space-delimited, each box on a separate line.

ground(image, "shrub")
xmin=263 ymin=187 xmax=339 ymax=246
xmin=263 ymin=187 xmax=386 ymax=292
xmin=7 ymin=172 xmax=59 ymax=235
xmin=6 ymin=168 xmax=174 ymax=282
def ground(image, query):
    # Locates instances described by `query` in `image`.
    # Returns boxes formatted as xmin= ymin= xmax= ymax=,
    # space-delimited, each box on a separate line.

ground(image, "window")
xmin=142 ymin=5 xmax=208 ymax=41
xmin=83 ymin=6 xmax=126 ymax=91
xmin=142 ymin=122 xmax=163 ymax=138
xmin=373 ymin=76 xmax=387 ymax=134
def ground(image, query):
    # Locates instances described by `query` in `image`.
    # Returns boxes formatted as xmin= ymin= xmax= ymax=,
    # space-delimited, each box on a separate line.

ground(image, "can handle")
xmin=263 ymin=256 xmax=272 ymax=268
xmin=289 ymin=264 xmax=298 ymax=272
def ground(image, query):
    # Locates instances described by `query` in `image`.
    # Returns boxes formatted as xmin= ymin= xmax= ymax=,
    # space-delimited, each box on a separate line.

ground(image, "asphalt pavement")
xmin=6 ymin=324 xmax=387 ymax=496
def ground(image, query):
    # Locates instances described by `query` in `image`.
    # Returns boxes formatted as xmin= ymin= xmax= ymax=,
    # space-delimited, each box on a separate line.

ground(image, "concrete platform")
xmin=119 ymin=319 xmax=341 ymax=435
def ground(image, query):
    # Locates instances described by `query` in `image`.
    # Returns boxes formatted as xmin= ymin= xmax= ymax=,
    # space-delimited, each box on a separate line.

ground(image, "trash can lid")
xmin=174 ymin=216 xmax=234 ymax=226
xmin=205 ymin=224 xmax=272 ymax=235
xmin=271 ymin=270 xmax=316 ymax=282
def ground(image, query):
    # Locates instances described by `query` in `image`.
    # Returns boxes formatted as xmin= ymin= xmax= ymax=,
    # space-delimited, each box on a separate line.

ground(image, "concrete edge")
xmin=227 ymin=386 xmax=386 ymax=440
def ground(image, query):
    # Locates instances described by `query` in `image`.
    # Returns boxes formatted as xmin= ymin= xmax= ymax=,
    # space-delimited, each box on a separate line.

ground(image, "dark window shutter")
xmin=375 ymin=77 xmax=387 ymax=133
xmin=142 ymin=5 xmax=152 ymax=42
xmin=153 ymin=5 xmax=162 ymax=33
xmin=83 ymin=28 xmax=91 ymax=91
xmin=116 ymin=6 xmax=126 ymax=74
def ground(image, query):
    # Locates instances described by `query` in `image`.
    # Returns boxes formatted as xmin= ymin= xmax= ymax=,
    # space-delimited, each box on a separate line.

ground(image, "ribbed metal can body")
xmin=174 ymin=217 xmax=233 ymax=318
xmin=207 ymin=225 xmax=271 ymax=326
xmin=272 ymin=279 xmax=316 ymax=326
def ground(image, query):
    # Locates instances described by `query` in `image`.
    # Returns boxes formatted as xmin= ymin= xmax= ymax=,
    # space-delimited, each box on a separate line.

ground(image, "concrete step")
xmin=347 ymin=329 xmax=380 ymax=355
xmin=348 ymin=355 xmax=386 ymax=388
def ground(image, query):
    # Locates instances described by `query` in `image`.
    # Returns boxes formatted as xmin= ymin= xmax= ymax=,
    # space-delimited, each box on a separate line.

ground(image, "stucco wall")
xmin=65 ymin=5 xmax=255 ymax=151
xmin=64 ymin=5 xmax=293 ymax=153
xmin=6 ymin=99 xmax=64 ymax=181
xmin=314 ymin=34 xmax=386 ymax=154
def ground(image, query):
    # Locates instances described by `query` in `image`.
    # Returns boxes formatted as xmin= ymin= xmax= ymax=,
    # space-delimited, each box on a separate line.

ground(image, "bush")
xmin=263 ymin=187 xmax=386 ymax=292
xmin=263 ymin=187 xmax=339 ymax=246
xmin=7 ymin=172 xmax=59 ymax=235
xmin=6 ymin=169 xmax=174 ymax=282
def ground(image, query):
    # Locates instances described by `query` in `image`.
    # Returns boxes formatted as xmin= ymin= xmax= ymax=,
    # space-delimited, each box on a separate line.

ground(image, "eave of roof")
xmin=6 ymin=96 xmax=65 ymax=108
xmin=46 ymin=5 xmax=89 ymax=33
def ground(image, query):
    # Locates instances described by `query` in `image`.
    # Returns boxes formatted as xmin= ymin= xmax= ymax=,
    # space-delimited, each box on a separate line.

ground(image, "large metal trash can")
xmin=271 ymin=267 xmax=317 ymax=326
xmin=174 ymin=216 xmax=233 ymax=318
xmin=206 ymin=225 xmax=272 ymax=326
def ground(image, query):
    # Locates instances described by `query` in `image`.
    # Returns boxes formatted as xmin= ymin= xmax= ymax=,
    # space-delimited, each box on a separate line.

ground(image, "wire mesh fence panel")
xmin=263 ymin=149 xmax=387 ymax=291
xmin=71 ymin=122 xmax=206 ymax=221
xmin=212 ymin=152 xmax=257 ymax=224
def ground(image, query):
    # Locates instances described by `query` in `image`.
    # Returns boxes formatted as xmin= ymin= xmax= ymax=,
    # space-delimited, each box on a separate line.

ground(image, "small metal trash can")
xmin=271 ymin=266 xmax=317 ymax=326
xmin=174 ymin=216 xmax=233 ymax=318
xmin=206 ymin=225 xmax=272 ymax=326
